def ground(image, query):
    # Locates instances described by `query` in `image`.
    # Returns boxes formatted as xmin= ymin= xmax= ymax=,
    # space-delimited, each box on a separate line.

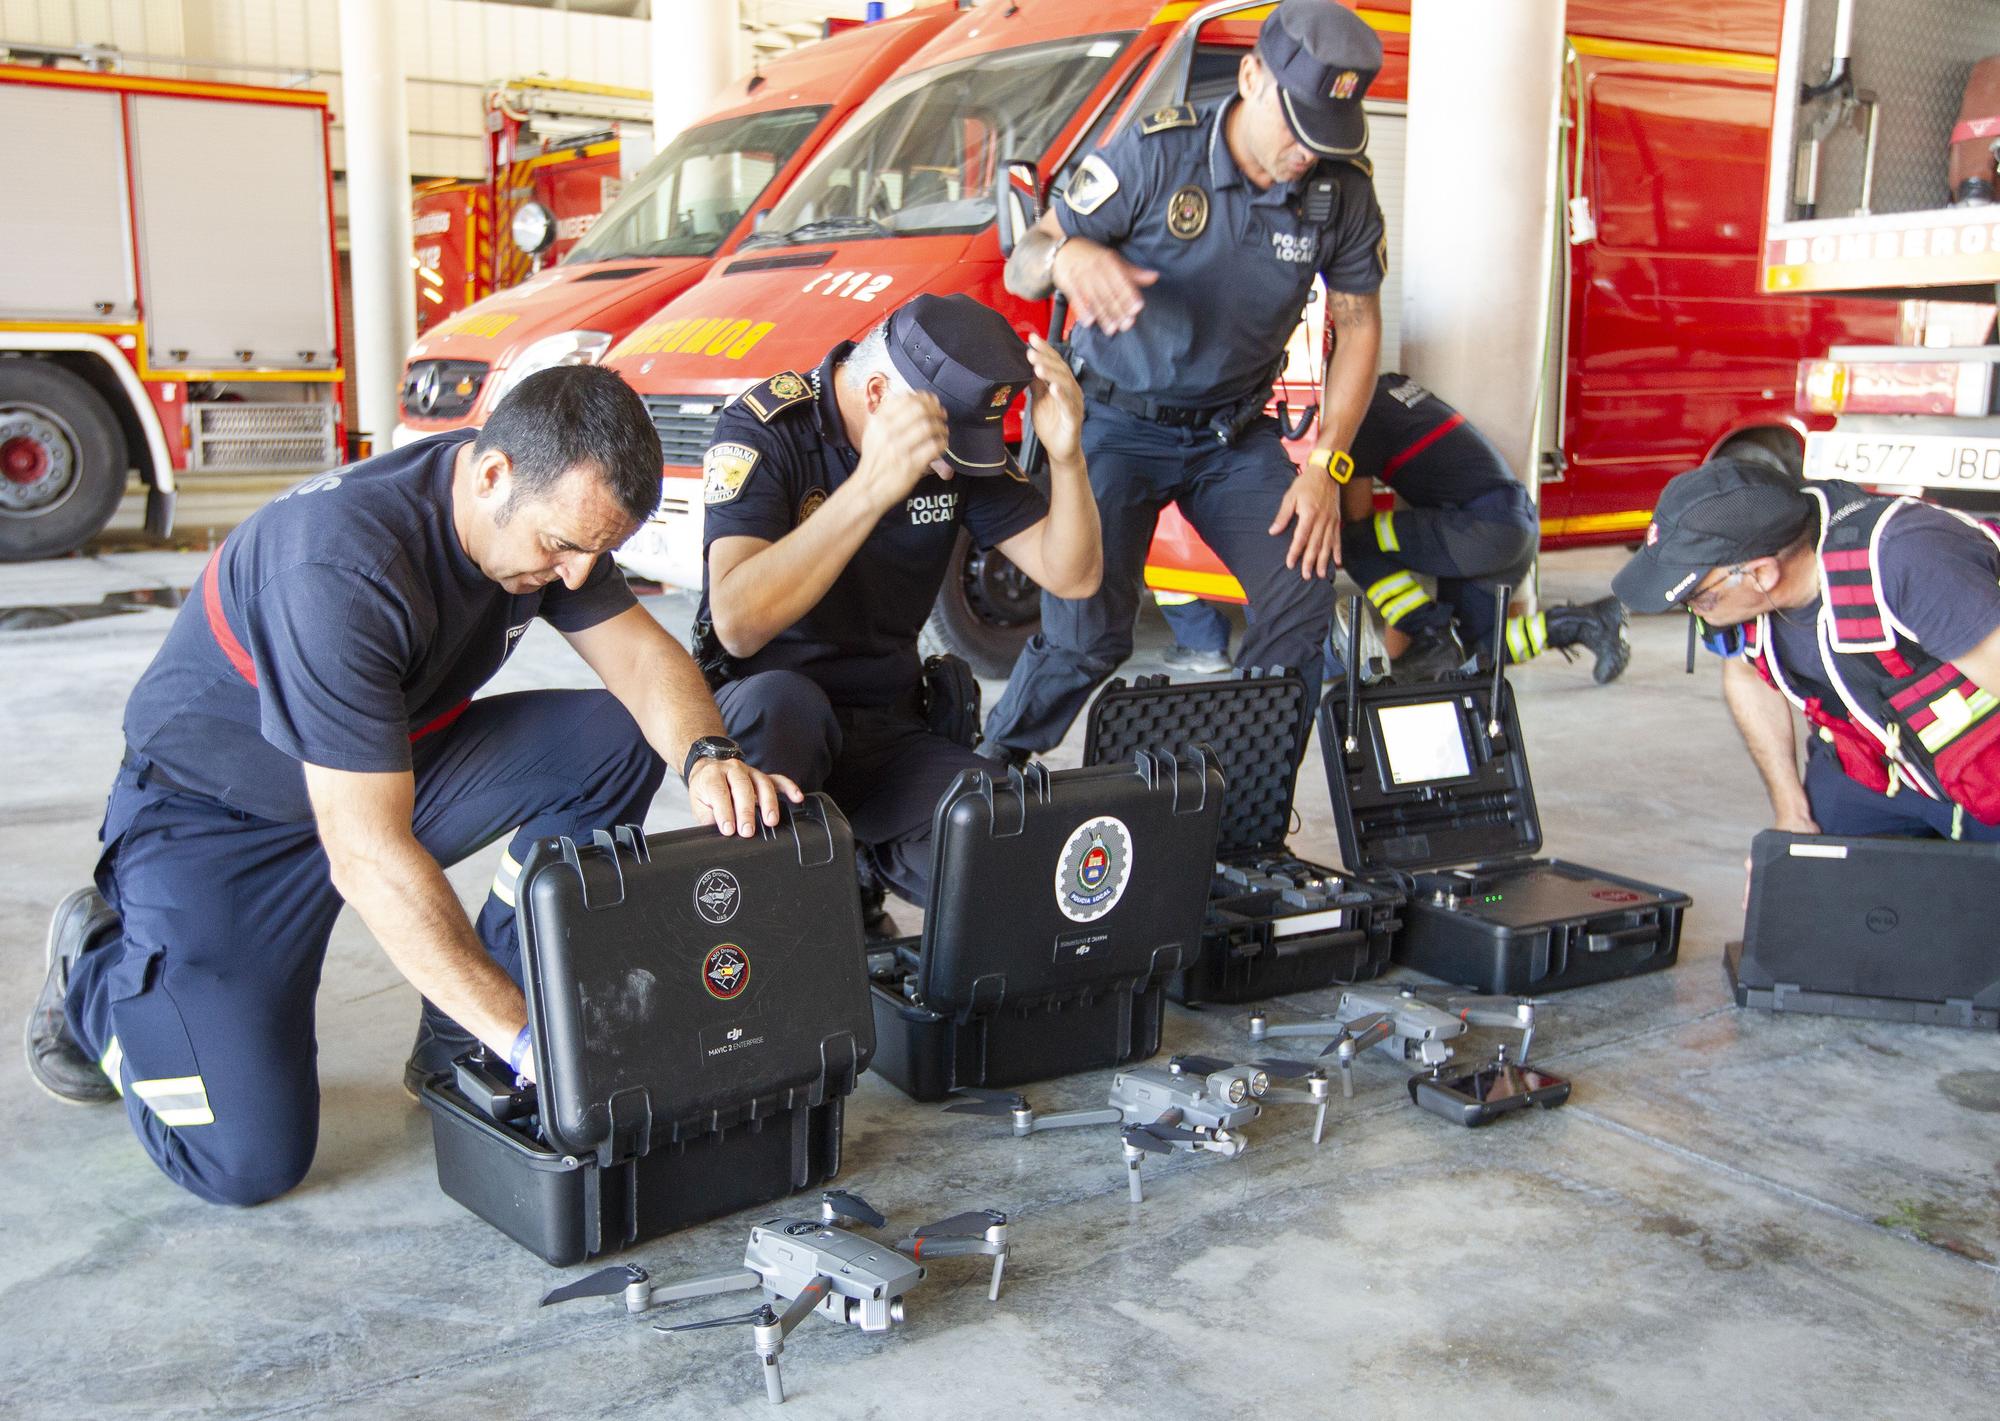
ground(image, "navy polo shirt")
xmin=1057 ymin=96 xmax=1386 ymax=408
xmin=692 ymin=344 xmax=1047 ymax=707
xmin=121 ymin=432 xmax=636 ymax=822
xmin=1351 ymin=374 xmax=1527 ymax=515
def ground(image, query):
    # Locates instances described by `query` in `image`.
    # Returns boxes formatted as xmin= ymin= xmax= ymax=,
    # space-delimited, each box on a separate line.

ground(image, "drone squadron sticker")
xmin=1055 ymin=816 xmax=1133 ymax=922
xmin=702 ymin=943 xmax=751 ymax=1001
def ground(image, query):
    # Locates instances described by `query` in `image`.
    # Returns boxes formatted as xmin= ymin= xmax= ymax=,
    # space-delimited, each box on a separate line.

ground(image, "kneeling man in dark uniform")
xmin=693 ymin=293 xmax=1102 ymax=908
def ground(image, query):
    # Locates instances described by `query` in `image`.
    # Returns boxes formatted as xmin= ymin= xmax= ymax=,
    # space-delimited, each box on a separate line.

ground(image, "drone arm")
xmin=643 ymin=1267 xmax=764 ymax=1312
xmin=1027 ymin=1106 xmax=1126 ymax=1133
xmin=775 ymin=1275 xmax=832 ymax=1337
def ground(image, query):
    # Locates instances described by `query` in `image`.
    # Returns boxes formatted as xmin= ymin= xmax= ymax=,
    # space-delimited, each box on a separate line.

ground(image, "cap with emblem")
xmin=1610 ymin=458 xmax=1817 ymax=609
xmin=1258 ymin=0 xmax=1382 ymax=158
xmin=885 ymin=292 xmax=1036 ymax=477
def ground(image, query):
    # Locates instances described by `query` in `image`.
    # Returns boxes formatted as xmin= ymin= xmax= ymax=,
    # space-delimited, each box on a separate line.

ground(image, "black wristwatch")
xmin=682 ymin=735 xmax=743 ymax=784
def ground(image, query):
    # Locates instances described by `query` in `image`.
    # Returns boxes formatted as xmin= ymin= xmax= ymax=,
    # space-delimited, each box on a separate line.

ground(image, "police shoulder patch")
xmin=703 ymin=442 xmax=762 ymax=505
xmin=1139 ymin=103 xmax=1197 ymax=135
xmin=1064 ymin=154 xmax=1120 ymax=217
xmin=737 ymin=370 xmax=814 ymax=424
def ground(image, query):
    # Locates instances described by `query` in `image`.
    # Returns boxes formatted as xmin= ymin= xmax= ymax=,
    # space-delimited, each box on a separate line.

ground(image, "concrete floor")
xmin=1 ymin=533 xmax=1995 ymax=1419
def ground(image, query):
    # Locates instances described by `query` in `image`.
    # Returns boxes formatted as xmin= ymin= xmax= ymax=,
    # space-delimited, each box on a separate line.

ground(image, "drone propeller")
xmin=908 ymin=1209 xmax=1004 ymax=1240
xmin=539 ymin=1264 xmax=646 ymax=1307
xmin=1121 ymin=1124 xmax=1178 ymax=1155
xmin=658 ymin=1303 xmax=779 ymax=1334
xmin=820 ymin=1189 xmax=887 ymax=1229
xmin=942 ymin=1087 xmax=1029 ymax=1117
xmin=1252 ymin=1056 xmax=1321 ymax=1080
xmin=1168 ymin=1052 xmax=1235 ymax=1077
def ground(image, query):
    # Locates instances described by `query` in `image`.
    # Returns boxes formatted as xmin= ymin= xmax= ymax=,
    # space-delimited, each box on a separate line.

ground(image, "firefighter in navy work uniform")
xmin=693 ymin=293 xmax=1101 ymax=911
xmin=24 ymin=366 xmax=799 ymax=1207
xmin=1614 ymin=458 xmax=2000 ymax=841
xmin=981 ymin=0 xmax=1386 ymax=762
xmin=1344 ymin=372 xmax=1629 ymax=682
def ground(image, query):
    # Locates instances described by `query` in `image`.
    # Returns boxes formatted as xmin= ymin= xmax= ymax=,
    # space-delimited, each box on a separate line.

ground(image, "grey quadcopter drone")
xmin=944 ymin=1052 xmax=1336 ymax=1201
xmin=1248 ymin=984 xmax=1569 ymax=1126
xmin=540 ymin=1190 xmax=1007 ymax=1404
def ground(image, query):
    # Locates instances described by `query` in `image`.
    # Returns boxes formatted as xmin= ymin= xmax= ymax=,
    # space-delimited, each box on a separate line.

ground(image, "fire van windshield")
xmin=747 ymin=34 xmax=1134 ymax=247
xmin=571 ymin=104 xmax=830 ymax=262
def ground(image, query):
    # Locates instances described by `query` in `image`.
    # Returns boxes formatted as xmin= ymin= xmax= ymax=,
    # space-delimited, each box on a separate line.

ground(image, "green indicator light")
xmin=1484 ymin=893 xmax=1504 ymax=903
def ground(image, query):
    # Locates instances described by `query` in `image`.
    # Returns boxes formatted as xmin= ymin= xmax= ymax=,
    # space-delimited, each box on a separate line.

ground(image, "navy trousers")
xmin=984 ymin=402 xmax=1335 ymax=757
xmin=715 ymin=670 xmax=985 ymax=907
xmin=1341 ymin=486 xmax=1537 ymax=655
xmin=66 ymin=689 xmax=664 ymax=1206
xmin=1804 ymin=748 xmax=2000 ymax=842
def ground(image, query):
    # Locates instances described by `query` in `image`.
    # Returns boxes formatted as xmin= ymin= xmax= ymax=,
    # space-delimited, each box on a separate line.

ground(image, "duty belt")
xmin=121 ymin=748 xmax=199 ymax=797
xmin=1075 ymin=370 xmax=1258 ymax=430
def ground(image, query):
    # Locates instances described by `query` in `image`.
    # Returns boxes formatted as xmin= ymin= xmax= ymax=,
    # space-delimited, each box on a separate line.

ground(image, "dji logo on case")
xmin=727 ymin=1027 xmax=743 ymax=1042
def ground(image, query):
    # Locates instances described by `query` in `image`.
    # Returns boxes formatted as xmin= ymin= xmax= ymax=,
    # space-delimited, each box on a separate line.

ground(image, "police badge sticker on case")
xmin=1167 ymin=185 xmax=1209 ymax=240
xmin=1055 ymin=816 xmax=1133 ymax=923
xmin=703 ymin=442 xmax=760 ymax=505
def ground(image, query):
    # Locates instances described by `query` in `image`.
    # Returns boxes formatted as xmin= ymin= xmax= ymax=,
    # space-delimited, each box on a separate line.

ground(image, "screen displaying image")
xmin=1376 ymin=700 xmax=1472 ymax=787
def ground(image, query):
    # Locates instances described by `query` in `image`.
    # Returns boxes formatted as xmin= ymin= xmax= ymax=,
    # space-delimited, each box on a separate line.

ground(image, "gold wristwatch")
xmin=1308 ymin=447 xmax=1355 ymax=484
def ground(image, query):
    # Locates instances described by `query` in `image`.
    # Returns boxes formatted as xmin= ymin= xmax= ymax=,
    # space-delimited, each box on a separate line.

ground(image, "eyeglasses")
xmin=1684 ymin=565 xmax=1750 ymax=615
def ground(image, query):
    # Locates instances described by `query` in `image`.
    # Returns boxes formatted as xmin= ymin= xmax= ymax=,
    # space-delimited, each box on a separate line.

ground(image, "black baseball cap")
xmin=885 ymin=293 xmax=1035 ymax=478
xmin=1257 ymin=0 xmax=1382 ymax=158
xmin=1611 ymin=459 xmax=1817 ymax=609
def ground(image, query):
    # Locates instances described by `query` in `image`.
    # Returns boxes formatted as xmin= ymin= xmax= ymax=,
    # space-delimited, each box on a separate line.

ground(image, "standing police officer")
xmin=982 ymin=0 xmax=1387 ymax=762
xmin=1345 ymin=373 xmax=1629 ymax=682
xmin=694 ymin=293 xmax=1100 ymax=909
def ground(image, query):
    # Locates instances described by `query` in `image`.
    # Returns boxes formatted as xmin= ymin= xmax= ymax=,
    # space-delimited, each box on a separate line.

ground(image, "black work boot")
xmin=1393 ymin=624 xmax=1468 ymax=681
xmin=24 ymin=887 xmax=122 ymax=1105
xmin=405 ymin=1000 xmax=478 ymax=1099
xmin=1546 ymin=596 xmax=1631 ymax=684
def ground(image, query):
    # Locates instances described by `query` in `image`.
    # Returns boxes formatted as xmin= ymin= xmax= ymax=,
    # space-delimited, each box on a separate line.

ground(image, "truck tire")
xmin=0 ymin=360 xmax=129 ymax=562
xmin=921 ymin=529 xmax=1042 ymax=678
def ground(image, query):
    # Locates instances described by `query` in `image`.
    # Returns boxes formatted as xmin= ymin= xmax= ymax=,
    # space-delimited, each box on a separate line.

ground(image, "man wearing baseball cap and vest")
xmin=981 ymin=0 xmax=1388 ymax=764
xmin=692 ymin=293 xmax=1100 ymax=912
xmin=1613 ymin=458 xmax=2000 ymax=842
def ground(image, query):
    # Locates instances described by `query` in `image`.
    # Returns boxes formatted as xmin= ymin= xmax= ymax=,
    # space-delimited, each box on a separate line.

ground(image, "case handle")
xmin=784 ymin=793 xmax=837 ymax=868
xmin=1585 ymin=924 xmax=1659 ymax=955
xmin=553 ymin=831 xmax=628 ymax=911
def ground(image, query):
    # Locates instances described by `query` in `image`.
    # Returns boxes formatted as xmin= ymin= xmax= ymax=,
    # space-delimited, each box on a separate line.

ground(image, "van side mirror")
xmin=994 ymin=159 xmax=1043 ymax=258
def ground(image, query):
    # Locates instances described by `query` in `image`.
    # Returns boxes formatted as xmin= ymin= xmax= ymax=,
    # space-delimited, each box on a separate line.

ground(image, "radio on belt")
xmin=1318 ymin=594 xmax=1690 ymax=996
xmin=418 ymin=796 xmax=874 ymax=1265
xmin=1083 ymin=669 xmax=1404 ymax=1005
xmin=867 ymin=754 xmax=1224 ymax=1101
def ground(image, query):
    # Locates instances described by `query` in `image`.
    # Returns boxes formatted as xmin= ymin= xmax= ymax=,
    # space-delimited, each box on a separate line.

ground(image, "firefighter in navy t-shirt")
xmin=1343 ymin=373 xmax=1629 ymax=681
xmin=693 ymin=293 xmax=1101 ymax=919
xmin=25 ymin=367 xmax=799 ymax=1206
xmin=1614 ymin=458 xmax=2000 ymax=841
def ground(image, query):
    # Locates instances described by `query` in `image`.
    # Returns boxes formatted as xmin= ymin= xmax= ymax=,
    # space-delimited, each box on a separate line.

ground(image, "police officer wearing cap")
xmin=982 ymin=0 xmax=1387 ymax=761
xmin=1613 ymin=459 xmax=2000 ymax=842
xmin=693 ymin=293 xmax=1101 ymax=907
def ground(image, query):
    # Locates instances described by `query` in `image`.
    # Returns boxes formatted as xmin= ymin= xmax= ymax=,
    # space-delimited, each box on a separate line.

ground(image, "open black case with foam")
xmin=420 ymin=795 xmax=873 ymax=1265
xmin=1083 ymin=671 xmax=1403 ymax=1004
xmin=1317 ymin=673 xmax=1688 ymax=995
xmin=868 ymin=753 xmax=1223 ymax=1101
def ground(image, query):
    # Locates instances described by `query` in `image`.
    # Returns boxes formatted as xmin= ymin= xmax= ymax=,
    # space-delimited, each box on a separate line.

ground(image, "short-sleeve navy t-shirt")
xmin=122 ymin=432 xmax=635 ymax=821
xmin=1057 ymin=96 xmax=1385 ymax=407
xmin=692 ymin=345 xmax=1046 ymax=707
xmin=1768 ymin=502 xmax=2000 ymax=704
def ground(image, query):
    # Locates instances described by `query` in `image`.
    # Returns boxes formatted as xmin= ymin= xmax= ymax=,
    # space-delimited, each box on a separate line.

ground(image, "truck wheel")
xmin=921 ymin=529 xmax=1042 ymax=678
xmin=0 ymin=360 xmax=129 ymax=562
xmin=1716 ymin=428 xmax=1802 ymax=482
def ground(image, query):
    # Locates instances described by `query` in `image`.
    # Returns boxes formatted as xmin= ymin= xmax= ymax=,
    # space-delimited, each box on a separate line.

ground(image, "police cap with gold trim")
xmin=885 ymin=292 xmax=1035 ymax=478
xmin=1258 ymin=0 xmax=1382 ymax=159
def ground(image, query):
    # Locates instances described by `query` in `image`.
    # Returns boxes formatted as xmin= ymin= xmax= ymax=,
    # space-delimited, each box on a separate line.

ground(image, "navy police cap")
xmin=886 ymin=292 xmax=1035 ymax=478
xmin=1258 ymin=0 xmax=1382 ymax=158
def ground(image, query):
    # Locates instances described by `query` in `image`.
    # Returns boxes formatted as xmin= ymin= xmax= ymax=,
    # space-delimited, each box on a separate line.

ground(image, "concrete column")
xmin=336 ymin=0 xmax=416 ymax=446
xmin=1400 ymin=0 xmax=1566 ymax=486
xmin=652 ymin=0 xmax=741 ymax=149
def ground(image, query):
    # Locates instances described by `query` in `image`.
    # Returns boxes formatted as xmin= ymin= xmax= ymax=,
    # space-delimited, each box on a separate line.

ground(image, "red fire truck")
xmin=0 ymin=60 xmax=345 ymax=561
xmin=1761 ymin=0 xmax=2000 ymax=503
xmin=411 ymin=77 xmax=654 ymax=335
xmin=393 ymin=7 xmax=954 ymax=444
xmin=603 ymin=0 xmax=1893 ymax=673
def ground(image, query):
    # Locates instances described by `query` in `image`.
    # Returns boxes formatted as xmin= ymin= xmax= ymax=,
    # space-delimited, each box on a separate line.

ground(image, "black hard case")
xmin=1726 ymin=829 xmax=2000 ymax=1028
xmin=869 ymin=753 xmax=1224 ymax=1101
xmin=1083 ymin=671 xmax=1404 ymax=1004
xmin=421 ymin=796 xmax=874 ymax=1265
xmin=1318 ymin=675 xmax=1689 ymax=995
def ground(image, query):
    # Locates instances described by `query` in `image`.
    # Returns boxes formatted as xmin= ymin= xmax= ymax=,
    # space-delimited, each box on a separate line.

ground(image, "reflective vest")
xmin=1743 ymin=481 xmax=2000 ymax=828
